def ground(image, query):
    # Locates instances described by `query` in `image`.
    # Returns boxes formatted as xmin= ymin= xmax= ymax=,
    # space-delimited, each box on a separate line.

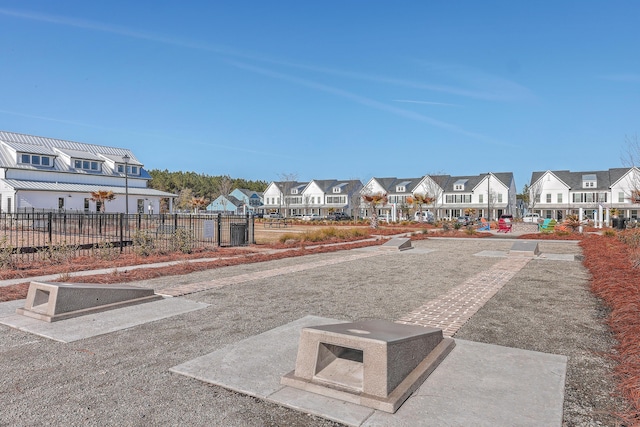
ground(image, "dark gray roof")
xmin=530 ymin=168 xmax=633 ymax=189
xmin=370 ymin=177 xmax=422 ymax=194
xmin=311 ymin=179 xmax=363 ymax=195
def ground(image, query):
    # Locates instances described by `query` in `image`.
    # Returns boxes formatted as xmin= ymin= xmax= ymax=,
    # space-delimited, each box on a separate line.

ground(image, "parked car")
xmin=523 ymin=213 xmax=541 ymax=223
xmin=456 ymin=216 xmax=474 ymax=226
xmin=302 ymin=213 xmax=322 ymax=221
xmin=413 ymin=211 xmax=434 ymax=222
xmin=326 ymin=212 xmax=351 ymax=221
xmin=263 ymin=212 xmax=283 ymax=219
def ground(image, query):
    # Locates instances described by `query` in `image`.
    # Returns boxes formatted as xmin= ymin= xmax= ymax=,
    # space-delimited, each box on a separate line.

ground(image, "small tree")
xmin=90 ymin=190 xmax=115 ymax=213
xmin=190 ymin=196 xmax=209 ymax=213
xmin=362 ymin=192 xmax=388 ymax=228
xmin=407 ymin=193 xmax=435 ymax=222
xmin=217 ymin=175 xmax=233 ymax=213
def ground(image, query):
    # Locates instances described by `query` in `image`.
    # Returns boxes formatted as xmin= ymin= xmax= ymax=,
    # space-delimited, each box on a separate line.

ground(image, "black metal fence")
xmin=0 ymin=212 xmax=254 ymax=262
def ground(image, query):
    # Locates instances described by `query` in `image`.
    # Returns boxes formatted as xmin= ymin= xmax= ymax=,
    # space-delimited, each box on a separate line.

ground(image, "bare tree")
xmin=217 ymin=175 xmax=233 ymax=213
xmin=526 ymin=180 xmax=544 ymax=215
xmin=176 ymin=188 xmax=194 ymax=212
xmin=621 ymin=133 xmax=640 ymax=203
xmin=278 ymin=172 xmax=299 ymax=217
xmin=420 ymin=174 xmax=446 ymax=220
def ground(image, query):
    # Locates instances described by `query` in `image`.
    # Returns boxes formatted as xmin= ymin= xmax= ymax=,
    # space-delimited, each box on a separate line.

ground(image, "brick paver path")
xmin=158 ymin=251 xmax=384 ymax=297
xmin=396 ymin=257 xmax=531 ymax=337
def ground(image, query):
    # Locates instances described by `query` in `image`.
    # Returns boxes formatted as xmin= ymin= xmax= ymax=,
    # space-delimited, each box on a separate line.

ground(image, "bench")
xmin=477 ymin=218 xmax=490 ymax=231
xmin=498 ymin=218 xmax=512 ymax=233
xmin=263 ymin=218 xmax=290 ymax=228
xmin=538 ymin=219 xmax=557 ymax=232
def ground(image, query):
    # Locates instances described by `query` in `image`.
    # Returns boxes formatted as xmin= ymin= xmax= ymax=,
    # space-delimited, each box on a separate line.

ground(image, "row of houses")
xmin=1 ymin=131 xmax=639 ymax=222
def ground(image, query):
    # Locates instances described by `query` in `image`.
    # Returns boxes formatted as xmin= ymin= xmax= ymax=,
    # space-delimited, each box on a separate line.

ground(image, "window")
xmin=291 ymin=189 xmax=298 ymax=195
xmin=445 ymin=194 xmax=471 ymax=203
xmin=58 ymin=197 xmax=64 ymax=210
xmin=84 ymin=198 xmax=90 ymax=212
xmin=479 ymin=194 xmax=483 ymax=203
xmin=619 ymin=192 xmax=625 ymax=203
xmin=20 ymin=154 xmax=52 ymax=166
xmin=75 ymin=159 xmax=101 ymax=171
xmin=572 ymin=192 xmax=608 ymax=203
xmin=546 ymin=194 xmax=552 ymax=203
xmin=137 ymin=199 xmax=144 ymax=214
xmin=117 ymin=164 xmax=124 ymax=173
xmin=497 ymin=194 xmax=503 ymax=203
xmin=535 ymin=194 xmax=541 ymax=203
xmin=326 ymin=196 xmax=346 ymax=204
xmin=557 ymin=193 xmax=563 ymax=203
xmin=333 ymin=187 xmax=342 ymax=193
xmin=311 ymin=197 xmax=315 ymax=204
xmin=454 ymin=184 xmax=463 ymax=191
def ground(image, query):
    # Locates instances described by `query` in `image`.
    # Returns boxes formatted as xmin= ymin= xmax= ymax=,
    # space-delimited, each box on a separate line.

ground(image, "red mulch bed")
xmin=581 ymin=234 xmax=640 ymax=424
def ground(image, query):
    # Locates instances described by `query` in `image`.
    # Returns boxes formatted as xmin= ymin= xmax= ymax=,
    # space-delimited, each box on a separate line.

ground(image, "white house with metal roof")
xmin=0 ymin=131 xmax=175 ymax=213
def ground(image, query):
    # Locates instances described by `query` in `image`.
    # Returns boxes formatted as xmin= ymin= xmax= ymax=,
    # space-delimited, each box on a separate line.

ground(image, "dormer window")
xmin=333 ymin=187 xmax=342 ymax=193
xmin=74 ymin=159 xmax=101 ymax=171
xmin=291 ymin=188 xmax=298 ymax=195
xmin=582 ymin=174 xmax=597 ymax=188
xmin=117 ymin=164 xmax=139 ymax=175
xmin=396 ymin=186 xmax=405 ymax=192
xmin=19 ymin=153 xmax=53 ymax=167
xmin=453 ymin=179 xmax=468 ymax=191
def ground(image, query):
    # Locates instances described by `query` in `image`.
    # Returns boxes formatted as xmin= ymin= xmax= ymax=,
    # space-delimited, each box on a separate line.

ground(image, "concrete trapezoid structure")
xmin=379 ymin=237 xmax=413 ymax=252
xmin=509 ymin=241 xmax=541 ymax=258
xmin=281 ymin=319 xmax=455 ymax=413
xmin=16 ymin=281 xmax=163 ymax=322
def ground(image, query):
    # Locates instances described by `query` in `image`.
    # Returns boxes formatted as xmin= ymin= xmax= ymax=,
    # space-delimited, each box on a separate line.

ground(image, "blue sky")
xmin=1 ymin=1 xmax=639 ymax=190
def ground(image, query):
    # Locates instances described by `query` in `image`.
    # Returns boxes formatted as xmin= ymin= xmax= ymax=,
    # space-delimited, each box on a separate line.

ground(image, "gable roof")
xmin=530 ymin=168 xmax=634 ymax=190
xmin=0 ymin=130 xmax=145 ymax=177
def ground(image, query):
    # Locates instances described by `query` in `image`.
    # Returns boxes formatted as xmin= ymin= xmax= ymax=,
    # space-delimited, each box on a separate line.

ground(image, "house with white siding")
xmin=529 ymin=168 xmax=640 ymax=223
xmin=0 ymin=131 xmax=175 ymax=213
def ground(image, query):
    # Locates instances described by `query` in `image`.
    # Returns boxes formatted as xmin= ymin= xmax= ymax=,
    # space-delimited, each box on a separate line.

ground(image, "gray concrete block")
xmin=16 ymin=281 xmax=162 ymax=322
xmin=509 ymin=241 xmax=540 ymax=257
xmin=379 ymin=237 xmax=413 ymax=251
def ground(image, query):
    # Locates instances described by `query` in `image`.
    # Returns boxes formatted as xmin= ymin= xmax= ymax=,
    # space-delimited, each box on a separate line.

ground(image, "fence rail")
xmin=0 ymin=212 xmax=254 ymax=262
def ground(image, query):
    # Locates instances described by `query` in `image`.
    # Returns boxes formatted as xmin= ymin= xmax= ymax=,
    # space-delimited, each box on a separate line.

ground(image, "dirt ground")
xmin=0 ymin=237 xmax=631 ymax=426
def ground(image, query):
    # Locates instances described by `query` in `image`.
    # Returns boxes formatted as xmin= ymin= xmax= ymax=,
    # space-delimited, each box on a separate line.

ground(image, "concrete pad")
xmin=0 ymin=298 xmax=208 ymax=343
xmin=171 ymin=316 xmax=567 ymax=427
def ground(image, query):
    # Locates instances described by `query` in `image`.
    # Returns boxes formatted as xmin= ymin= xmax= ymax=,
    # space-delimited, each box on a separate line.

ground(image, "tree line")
xmin=147 ymin=169 xmax=268 ymax=211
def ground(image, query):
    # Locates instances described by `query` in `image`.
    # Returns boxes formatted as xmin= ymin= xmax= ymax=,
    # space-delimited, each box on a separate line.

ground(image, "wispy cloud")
xmin=223 ymin=59 xmax=513 ymax=147
xmin=600 ymin=73 xmax=640 ymax=83
xmin=393 ymin=100 xmax=461 ymax=107
xmin=0 ymin=7 xmax=515 ymax=147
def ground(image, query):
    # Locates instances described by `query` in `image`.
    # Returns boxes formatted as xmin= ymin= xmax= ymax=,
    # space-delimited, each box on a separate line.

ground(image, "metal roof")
xmin=2 ymin=179 xmax=175 ymax=197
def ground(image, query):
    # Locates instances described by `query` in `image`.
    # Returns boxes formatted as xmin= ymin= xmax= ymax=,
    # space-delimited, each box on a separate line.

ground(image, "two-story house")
xmin=529 ymin=168 xmax=640 ymax=222
xmin=0 ymin=131 xmax=175 ymax=213
xmin=206 ymin=189 xmax=264 ymax=215
xmin=362 ymin=173 xmax=516 ymax=221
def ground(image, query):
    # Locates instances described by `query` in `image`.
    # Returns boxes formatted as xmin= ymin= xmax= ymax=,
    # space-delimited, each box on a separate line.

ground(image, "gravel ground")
xmin=0 ymin=238 xmax=629 ymax=426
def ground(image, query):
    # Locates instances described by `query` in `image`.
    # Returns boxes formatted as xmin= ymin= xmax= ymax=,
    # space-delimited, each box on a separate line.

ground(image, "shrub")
xmin=170 ymin=228 xmax=195 ymax=254
xmin=464 ymin=226 xmax=477 ymax=235
xmin=603 ymin=229 xmax=617 ymax=237
xmin=132 ymin=229 xmax=155 ymax=257
xmin=40 ymin=241 xmax=78 ymax=265
xmin=0 ymin=236 xmax=16 ymax=269
xmin=92 ymin=240 xmax=118 ymax=261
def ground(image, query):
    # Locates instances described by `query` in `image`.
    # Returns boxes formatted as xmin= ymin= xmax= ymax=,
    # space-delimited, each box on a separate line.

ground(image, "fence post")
xmin=119 ymin=213 xmax=124 ymax=253
xmin=217 ymin=213 xmax=222 ymax=247
xmin=47 ymin=212 xmax=52 ymax=244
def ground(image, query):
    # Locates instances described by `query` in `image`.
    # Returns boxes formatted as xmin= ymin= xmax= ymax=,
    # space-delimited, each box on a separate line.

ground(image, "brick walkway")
xmin=158 ymin=251 xmax=384 ymax=297
xmin=396 ymin=256 xmax=531 ymax=336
